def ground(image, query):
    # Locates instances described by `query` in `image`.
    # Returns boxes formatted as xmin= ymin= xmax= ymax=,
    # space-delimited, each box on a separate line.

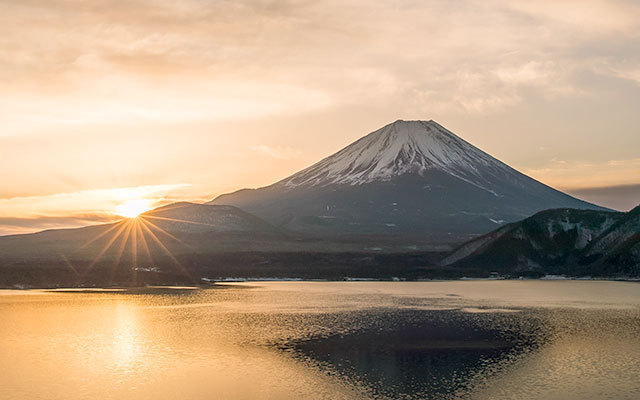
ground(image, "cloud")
xmin=0 ymin=214 xmax=116 ymax=236
xmin=502 ymin=0 xmax=640 ymax=35
xmin=593 ymin=62 xmax=640 ymax=86
xmin=0 ymin=184 xmax=193 ymax=234
xmin=567 ymin=184 xmax=640 ymax=212
xmin=1 ymin=0 xmax=640 ymax=231
xmin=3 ymin=0 xmax=639 ymax=129
xmin=526 ymin=157 xmax=640 ymax=190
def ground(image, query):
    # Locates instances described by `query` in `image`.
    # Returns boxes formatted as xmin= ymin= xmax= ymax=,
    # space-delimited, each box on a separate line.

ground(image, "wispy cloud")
xmin=3 ymin=0 xmax=639 ymax=126
xmin=1 ymin=0 xmax=639 ymax=231
xmin=566 ymin=184 xmax=640 ymax=212
xmin=525 ymin=157 xmax=640 ymax=190
xmin=0 ymin=184 xmax=193 ymax=234
xmin=0 ymin=214 xmax=116 ymax=236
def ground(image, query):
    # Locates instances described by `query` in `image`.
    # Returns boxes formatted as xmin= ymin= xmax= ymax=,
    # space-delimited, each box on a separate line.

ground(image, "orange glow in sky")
xmin=115 ymin=199 xmax=153 ymax=219
xmin=1 ymin=0 xmax=639 ymax=234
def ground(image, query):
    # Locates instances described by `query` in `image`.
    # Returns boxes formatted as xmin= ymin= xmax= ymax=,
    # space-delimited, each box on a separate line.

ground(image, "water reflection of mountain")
xmin=288 ymin=309 xmax=541 ymax=399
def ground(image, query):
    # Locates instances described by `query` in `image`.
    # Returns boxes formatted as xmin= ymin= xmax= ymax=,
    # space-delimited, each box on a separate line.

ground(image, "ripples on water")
xmin=1 ymin=281 xmax=639 ymax=399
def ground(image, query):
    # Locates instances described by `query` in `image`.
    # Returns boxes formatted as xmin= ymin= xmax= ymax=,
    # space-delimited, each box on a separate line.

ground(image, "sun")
xmin=115 ymin=199 xmax=152 ymax=218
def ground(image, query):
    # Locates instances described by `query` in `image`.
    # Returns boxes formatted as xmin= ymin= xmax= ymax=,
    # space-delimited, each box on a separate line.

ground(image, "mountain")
xmin=210 ymin=120 xmax=607 ymax=238
xmin=0 ymin=202 xmax=290 ymax=286
xmin=1 ymin=201 xmax=447 ymax=288
xmin=138 ymin=202 xmax=278 ymax=233
xmin=0 ymin=201 xmax=448 ymax=288
xmin=442 ymin=205 xmax=640 ymax=277
xmin=0 ymin=202 xmax=284 ymax=261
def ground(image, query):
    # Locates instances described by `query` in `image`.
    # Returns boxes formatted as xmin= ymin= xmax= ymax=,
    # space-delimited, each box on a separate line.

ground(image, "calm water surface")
xmin=1 ymin=281 xmax=639 ymax=399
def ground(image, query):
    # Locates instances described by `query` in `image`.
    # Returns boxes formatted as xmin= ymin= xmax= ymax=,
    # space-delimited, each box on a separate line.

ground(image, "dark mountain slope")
xmin=0 ymin=202 xmax=281 ymax=260
xmin=210 ymin=120 xmax=606 ymax=238
xmin=443 ymin=205 xmax=640 ymax=276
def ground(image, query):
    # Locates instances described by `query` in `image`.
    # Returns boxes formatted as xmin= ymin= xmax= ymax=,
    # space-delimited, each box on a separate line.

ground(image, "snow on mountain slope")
xmin=281 ymin=120 xmax=515 ymax=196
xmin=210 ymin=120 xmax=608 ymax=238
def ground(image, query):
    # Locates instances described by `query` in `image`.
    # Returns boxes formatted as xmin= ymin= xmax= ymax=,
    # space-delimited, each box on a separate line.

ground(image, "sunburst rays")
xmin=137 ymin=218 xmax=192 ymax=277
xmin=130 ymin=219 xmax=138 ymax=284
xmin=57 ymin=251 xmax=79 ymax=276
xmin=139 ymin=216 xmax=193 ymax=248
xmin=143 ymin=214 xmax=217 ymax=227
xmin=135 ymin=219 xmax=153 ymax=265
xmin=80 ymin=220 xmax=126 ymax=249
xmin=74 ymin=213 xmax=203 ymax=282
xmin=83 ymin=221 xmax=130 ymax=276
xmin=108 ymin=221 xmax=134 ymax=282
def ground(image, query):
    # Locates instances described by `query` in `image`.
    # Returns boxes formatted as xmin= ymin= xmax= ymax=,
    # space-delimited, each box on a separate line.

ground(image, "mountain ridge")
xmin=210 ymin=120 xmax=607 ymax=237
xmin=443 ymin=205 xmax=640 ymax=276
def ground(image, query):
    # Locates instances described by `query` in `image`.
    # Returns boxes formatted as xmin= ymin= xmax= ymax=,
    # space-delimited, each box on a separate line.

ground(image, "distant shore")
xmin=2 ymin=275 xmax=639 ymax=290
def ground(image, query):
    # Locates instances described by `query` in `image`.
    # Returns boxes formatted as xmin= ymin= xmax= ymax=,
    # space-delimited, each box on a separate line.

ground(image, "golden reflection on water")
xmin=0 ymin=281 xmax=639 ymax=400
xmin=112 ymin=303 xmax=141 ymax=373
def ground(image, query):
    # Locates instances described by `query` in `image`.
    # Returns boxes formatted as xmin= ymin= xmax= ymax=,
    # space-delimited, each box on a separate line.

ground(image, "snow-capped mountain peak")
xmin=280 ymin=120 xmax=511 ymax=189
xmin=210 ymin=119 xmax=606 ymax=237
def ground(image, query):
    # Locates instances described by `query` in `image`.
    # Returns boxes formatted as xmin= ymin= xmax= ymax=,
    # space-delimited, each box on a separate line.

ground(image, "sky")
xmin=1 ymin=0 xmax=640 ymax=235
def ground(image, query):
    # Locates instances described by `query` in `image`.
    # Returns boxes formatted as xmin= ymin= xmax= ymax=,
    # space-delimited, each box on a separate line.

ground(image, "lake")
xmin=1 ymin=281 xmax=639 ymax=399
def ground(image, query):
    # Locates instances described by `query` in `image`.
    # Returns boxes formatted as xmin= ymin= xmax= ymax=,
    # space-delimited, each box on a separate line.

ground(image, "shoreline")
xmin=2 ymin=276 xmax=639 ymax=291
